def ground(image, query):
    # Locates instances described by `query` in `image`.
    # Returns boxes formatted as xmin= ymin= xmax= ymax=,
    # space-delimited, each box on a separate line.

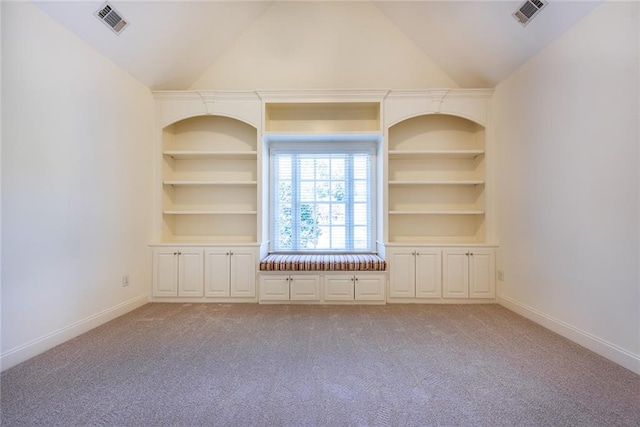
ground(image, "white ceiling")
xmin=34 ymin=0 xmax=603 ymax=89
xmin=374 ymin=0 xmax=602 ymax=87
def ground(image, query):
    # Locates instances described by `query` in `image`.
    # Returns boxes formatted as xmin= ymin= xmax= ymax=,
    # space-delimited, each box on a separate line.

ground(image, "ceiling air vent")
xmin=513 ymin=0 xmax=547 ymax=26
xmin=94 ymin=2 xmax=129 ymax=35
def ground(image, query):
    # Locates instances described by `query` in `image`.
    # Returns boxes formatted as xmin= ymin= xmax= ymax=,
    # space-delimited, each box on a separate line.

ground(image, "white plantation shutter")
xmin=271 ymin=142 xmax=375 ymax=252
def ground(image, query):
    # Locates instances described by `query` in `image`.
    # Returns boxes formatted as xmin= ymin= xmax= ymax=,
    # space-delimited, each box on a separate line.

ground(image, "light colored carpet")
xmin=2 ymin=303 xmax=639 ymax=426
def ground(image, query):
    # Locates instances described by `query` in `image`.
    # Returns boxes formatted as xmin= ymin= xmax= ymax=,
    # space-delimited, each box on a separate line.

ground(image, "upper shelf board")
xmin=388 ymin=150 xmax=484 ymax=159
xmin=163 ymin=151 xmax=257 ymax=160
xmin=388 ymin=180 xmax=485 ymax=186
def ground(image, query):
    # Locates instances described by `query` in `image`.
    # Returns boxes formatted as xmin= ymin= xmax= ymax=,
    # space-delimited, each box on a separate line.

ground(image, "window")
xmin=270 ymin=140 xmax=376 ymax=253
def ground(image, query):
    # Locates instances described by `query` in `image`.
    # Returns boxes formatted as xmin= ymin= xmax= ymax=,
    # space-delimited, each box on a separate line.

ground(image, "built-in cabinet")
xmin=152 ymin=247 xmax=204 ymax=297
xmin=384 ymin=90 xmax=496 ymax=303
xmin=150 ymin=90 xmax=497 ymax=304
xmin=152 ymin=246 xmax=257 ymax=300
xmin=387 ymin=246 xmax=495 ymax=302
xmin=204 ymin=248 xmax=256 ymax=298
xmin=151 ymin=92 xmax=261 ymax=301
xmin=388 ymin=248 xmax=442 ymax=299
xmin=259 ymin=274 xmax=321 ymax=301
xmin=324 ymin=273 xmax=386 ymax=301
xmin=259 ymin=273 xmax=386 ymax=303
xmin=442 ymin=248 xmax=495 ymax=299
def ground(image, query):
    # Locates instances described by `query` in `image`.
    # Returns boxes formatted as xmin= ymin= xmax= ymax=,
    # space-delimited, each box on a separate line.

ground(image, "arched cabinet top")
xmin=153 ymin=90 xmax=261 ymax=129
xmin=387 ymin=112 xmax=485 ymax=131
xmin=387 ymin=113 xmax=486 ymax=138
xmin=384 ymin=89 xmax=492 ymax=129
xmin=161 ymin=112 xmax=258 ymax=131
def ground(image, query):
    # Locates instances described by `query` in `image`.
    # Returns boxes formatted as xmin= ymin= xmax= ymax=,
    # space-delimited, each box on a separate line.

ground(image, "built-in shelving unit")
xmin=149 ymin=89 xmax=496 ymax=304
xmin=386 ymin=113 xmax=487 ymax=244
xmin=161 ymin=115 xmax=258 ymax=244
xmin=264 ymin=101 xmax=381 ymax=134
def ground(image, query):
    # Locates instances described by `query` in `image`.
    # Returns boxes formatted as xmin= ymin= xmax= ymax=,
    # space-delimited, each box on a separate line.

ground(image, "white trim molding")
xmin=498 ymin=293 xmax=640 ymax=375
xmin=1 ymin=294 xmax=148 ymax=372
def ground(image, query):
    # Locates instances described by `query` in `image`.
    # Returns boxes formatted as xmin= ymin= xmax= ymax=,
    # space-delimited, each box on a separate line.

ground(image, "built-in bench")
xmin=259 ymin=253 xmax=386 ymax=272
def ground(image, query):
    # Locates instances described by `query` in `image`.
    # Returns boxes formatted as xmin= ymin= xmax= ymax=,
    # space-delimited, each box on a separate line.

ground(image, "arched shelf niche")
xmin=161 ymin=114 xmax=259 ymax=244
xmin=386 ymin=113 xmax=487 ymax=244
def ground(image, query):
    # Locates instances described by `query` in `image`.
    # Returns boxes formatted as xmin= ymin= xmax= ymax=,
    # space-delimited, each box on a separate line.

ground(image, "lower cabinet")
xmin=442 ymin=248 xmax=495 ymax=299
xmin=388 ymin=248 xmax=441 ymax=299
xmin=205 ymin=248 xmax=256 ymax=298
xmin=259 ymin=273 xmax=386 ymax=302
xmin=388 ymin=246 xmax=496 ymax=301
xmin=324 ymin=274 xmax=386 ymax=301
xmin=259 ymin=274 xmax=320 ymax=301
xmin=151 ymin=245 xmax=494 ymax=302
xmin=152 ymin=246 xmax=257 ymax=299
xmin=152 ymin=247 xmax=204 ymax=297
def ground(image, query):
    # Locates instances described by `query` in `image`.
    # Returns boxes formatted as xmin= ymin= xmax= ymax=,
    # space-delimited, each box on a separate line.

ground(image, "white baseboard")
xmin=1 ymin=294 xmax=148 ymax=372
xmin=498 ymin=293 xmax=640 ymax=375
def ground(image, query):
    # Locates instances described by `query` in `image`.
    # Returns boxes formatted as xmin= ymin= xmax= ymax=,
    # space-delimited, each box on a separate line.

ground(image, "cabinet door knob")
xmin=173 ymin=252 xmax=177 ymax=256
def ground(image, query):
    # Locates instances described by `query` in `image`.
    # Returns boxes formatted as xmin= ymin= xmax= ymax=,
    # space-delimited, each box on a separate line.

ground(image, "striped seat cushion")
xmin=259 ymin=254 xmax=386 ymax=272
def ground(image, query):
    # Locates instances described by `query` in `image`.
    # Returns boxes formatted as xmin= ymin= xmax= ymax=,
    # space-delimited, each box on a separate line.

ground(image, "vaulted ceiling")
xmin=34 ymin=0 xmax=602 ymax=90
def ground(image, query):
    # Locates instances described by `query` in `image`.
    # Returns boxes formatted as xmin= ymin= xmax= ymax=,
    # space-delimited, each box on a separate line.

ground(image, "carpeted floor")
xmin=2 ymin=303 xmax=639 ymax=426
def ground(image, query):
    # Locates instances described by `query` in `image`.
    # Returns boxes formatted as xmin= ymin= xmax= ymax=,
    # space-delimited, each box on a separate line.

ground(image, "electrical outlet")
xmin=497 ymin=270 xmax=504 ymax=281
xmin=122 ymin=275 xmax=130 ymax=287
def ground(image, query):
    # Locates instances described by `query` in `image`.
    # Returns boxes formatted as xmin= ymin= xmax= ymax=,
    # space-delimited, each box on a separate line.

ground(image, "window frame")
xmin=268 ymin=137 xmax=378 ymax=254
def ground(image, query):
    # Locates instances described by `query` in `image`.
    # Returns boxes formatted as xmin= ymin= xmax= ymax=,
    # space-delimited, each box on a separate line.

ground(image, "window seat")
xmin=259 ymin=254 xmax=386 ymax=272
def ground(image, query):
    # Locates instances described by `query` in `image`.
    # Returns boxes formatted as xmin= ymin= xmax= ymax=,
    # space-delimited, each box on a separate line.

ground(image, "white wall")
xmin=1 ymin=2 xmax=154 ymax=370
xmin=191 ymin=1 xmax=457 ymax=90
xmin=492 ymin=1 xmax=640 ymax=373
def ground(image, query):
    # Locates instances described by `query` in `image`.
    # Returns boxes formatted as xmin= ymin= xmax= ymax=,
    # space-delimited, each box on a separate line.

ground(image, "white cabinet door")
xmin=388 ymin=249 xmax=416 ymax=298
xmin=290 ymin=275 xmax=320 ymax=301
xmin=324 ymin=275 xmax=355 ymax=301
xmin=205 ymin=249 xmax=230 ymax=297
xmin=229 ymin=249 xmax=256 ymax=298
xmin=153 ymin=248 xmax=179 ymax=297
xmin=178 ymin=249 xmax=204 ymax=297
xmin=259 ymin=275 xmax=290 ymax=301
xmin=415 ymin=249 xmax=442 ymax=299
xmin=355 ymin=274 xmax=386 ymax=301
xmin=443 ymin=248 xmax=469 ymax=298
xmin=469 ymin=249 xmax=495 ymax=299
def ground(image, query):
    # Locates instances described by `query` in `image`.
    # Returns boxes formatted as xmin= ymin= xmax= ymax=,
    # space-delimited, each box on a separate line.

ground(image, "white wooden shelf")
xmin=388 ymin=236 xmax=485 ymax=245
xmin=163 ymin=210 xmax=258 ymax=215
xmin=163 ymin=181 xmax=258 ymax=187
xmin=165 ymin=236 xmax=259 ymax=244
xmin=263 ymin=131 xmax=381 ymax=142
xmin=389 ymin=210 xmax=485 ymax=215
xmin=388 ymin=180 xmax=485 ymax=186
xmin=163 ymin=151 xmax=257 ymax=160
xmin=388 ymin=150 xmax=484 ymax=159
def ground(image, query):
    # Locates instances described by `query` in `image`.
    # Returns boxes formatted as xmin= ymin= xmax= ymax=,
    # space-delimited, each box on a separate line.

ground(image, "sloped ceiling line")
xmin=33 ymin=0 xmax=602 ymax=90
